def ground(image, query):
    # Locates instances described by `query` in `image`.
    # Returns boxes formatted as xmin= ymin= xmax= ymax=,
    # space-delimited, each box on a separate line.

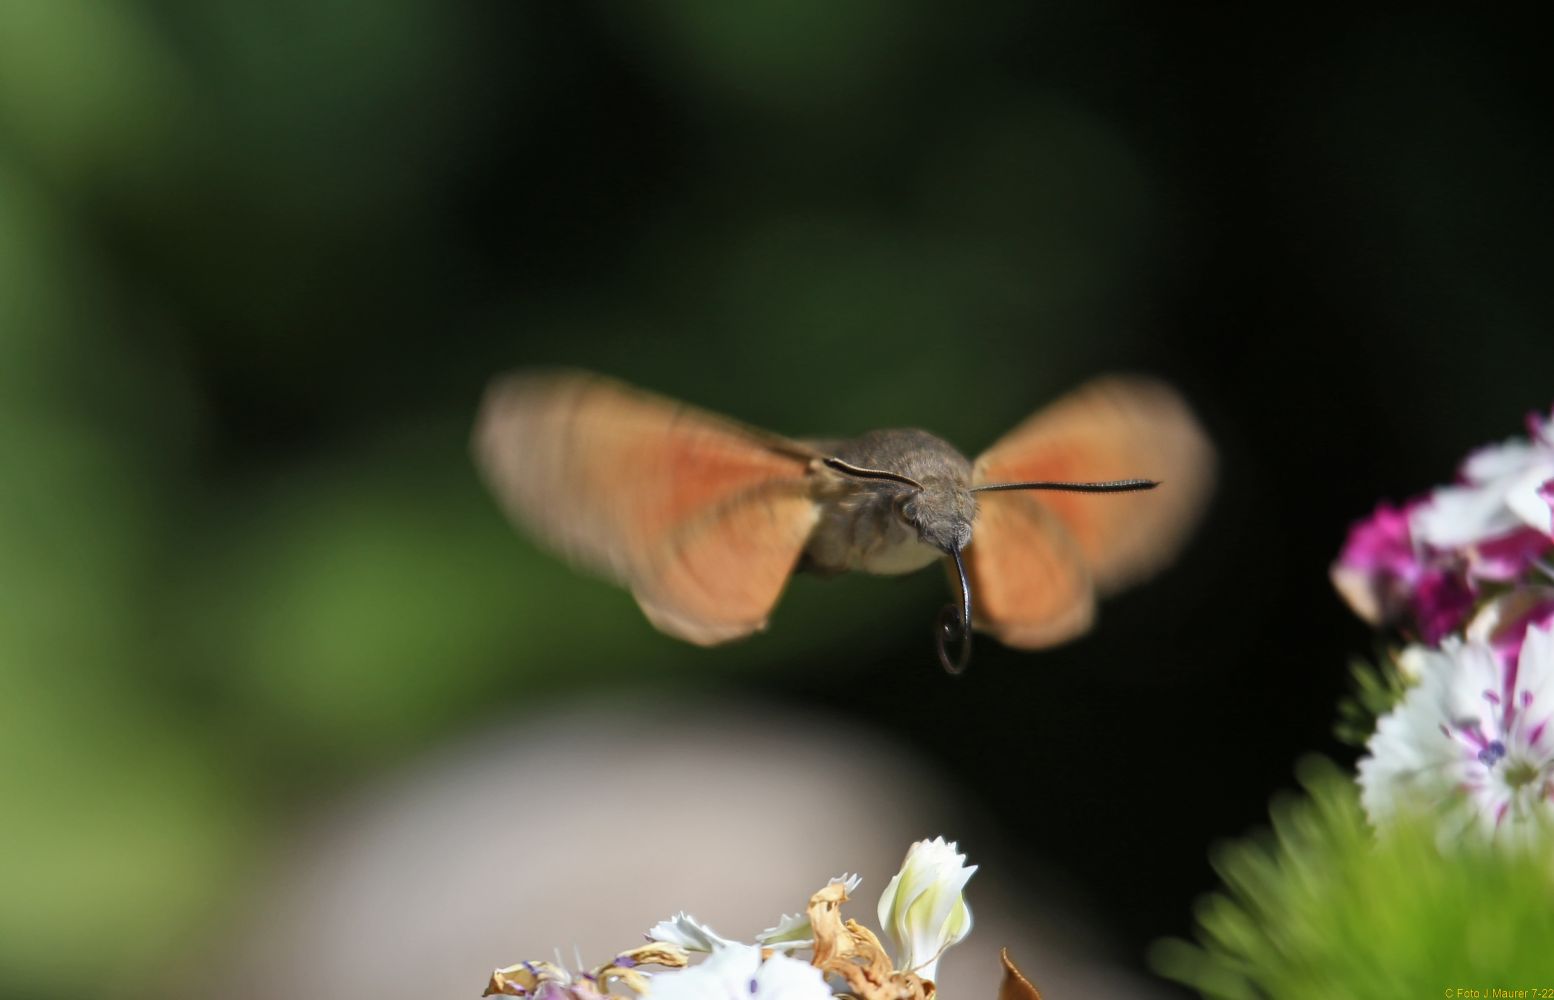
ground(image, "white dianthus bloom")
xmin=876 ymin=837 xmax=976 ymax=982
xmin=644 ymin=944 xmax=829 ymax=1000
xmin=1359 ymin=625 xmax=1554 ymax=848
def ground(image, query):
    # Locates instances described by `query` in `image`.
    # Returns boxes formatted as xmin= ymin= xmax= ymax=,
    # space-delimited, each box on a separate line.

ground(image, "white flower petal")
xmin=1506 ymin=465 xmax=1554 ymax=536
xmin=755 ymin=913 xmax=810 ymax=952
xmin=646 ymin=913 xmax=736 ymax=953
xmin=1442 ymin=640 xmax=1501 ymax=724
xmin=751 ymin=950 xmax=831 ymax=1000
xmin=1357 ymin=658 xmax=1457 ymax=826
xmin=1412 ymin=438 xmax=1554 ymax=549
xmin=1461 ymin=440 xmax=1541 ymax=482
xmin=1519 ymin=621 xmax=1554 ymax=693
xmin=646 ymin=945 xmax=829 ymax=1000
xmin=1412 ymin=484 xmax=1524 ymax=548
xmin=646 ymin=945 xmax=757 ymax=1000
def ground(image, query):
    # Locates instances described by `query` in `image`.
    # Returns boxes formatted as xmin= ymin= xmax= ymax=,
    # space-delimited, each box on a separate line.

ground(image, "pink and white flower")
xmin=1410 ymin=406 xmax=1554 ymax=578
xmin=1333 ymin=406 xmax=1554 ymax=639
xmin=1358 ymin=625 xmax=1554 ymax=848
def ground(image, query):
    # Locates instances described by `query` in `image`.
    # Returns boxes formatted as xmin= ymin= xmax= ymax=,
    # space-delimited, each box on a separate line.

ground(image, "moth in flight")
xmin=474 ymin=370 xmax=1212 ymax=672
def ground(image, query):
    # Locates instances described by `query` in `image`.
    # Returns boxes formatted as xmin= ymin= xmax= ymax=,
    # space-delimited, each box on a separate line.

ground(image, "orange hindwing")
xmin=474 ymin=370 xmax=822 ymax=644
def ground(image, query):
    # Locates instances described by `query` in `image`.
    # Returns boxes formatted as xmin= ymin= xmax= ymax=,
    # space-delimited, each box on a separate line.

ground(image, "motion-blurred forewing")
xmin=974 ymin=376 xmax=1213 ymax=593
xmin=962 ymin=492 xmax=1095 ymax=649
xmin=474 ymin=370 xmax=821 ymax=643
xmin=636 ymin=485 xmax=821 ymax=644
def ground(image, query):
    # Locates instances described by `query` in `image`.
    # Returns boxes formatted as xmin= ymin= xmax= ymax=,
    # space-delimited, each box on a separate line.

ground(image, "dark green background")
xmin=4 ymin=3 xmax=1553 ymax=996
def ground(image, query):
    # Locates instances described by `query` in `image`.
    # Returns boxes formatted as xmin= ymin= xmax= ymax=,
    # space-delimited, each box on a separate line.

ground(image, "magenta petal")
xmin=1412 ymin=569 xmax=1476 ymax=644
xmin=1336 ymin=503 xmax=1415 ymax=571
xmin=1469 ymin=526 xmax=1554 ymax=581
xmin=1333 ymin=502 xmax=1423 ymax=624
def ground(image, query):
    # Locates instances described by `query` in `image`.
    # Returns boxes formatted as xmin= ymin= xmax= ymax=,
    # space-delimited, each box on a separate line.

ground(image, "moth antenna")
xmin=822 ymin=456 xmax=924 ymax=490
xmin=935 ymin=546 xmax=973 ymax=675
xmin=971 ymin=478 xmax=1159 ymax=494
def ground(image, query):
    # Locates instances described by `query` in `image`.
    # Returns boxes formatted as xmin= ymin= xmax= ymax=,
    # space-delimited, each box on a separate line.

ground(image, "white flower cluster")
xmin=642 ymin=839 xmax=976 ymax=1000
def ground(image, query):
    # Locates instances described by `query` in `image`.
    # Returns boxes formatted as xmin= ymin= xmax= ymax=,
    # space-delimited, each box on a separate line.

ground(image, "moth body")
xmin=803 ymin=429 xmax=976 ymax=576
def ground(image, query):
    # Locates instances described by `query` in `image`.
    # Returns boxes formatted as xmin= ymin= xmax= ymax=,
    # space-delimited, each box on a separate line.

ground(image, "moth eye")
xmin=897 ymin=495 xmax=919 ymax=521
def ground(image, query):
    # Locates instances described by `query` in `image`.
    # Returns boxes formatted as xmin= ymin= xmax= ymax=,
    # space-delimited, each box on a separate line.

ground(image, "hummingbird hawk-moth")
xmin=474 ymin=369 xmax=1212 ymax=672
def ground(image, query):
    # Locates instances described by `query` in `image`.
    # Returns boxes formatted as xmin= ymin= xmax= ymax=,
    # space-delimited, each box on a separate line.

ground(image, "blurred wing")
xmin=973 ymin=376 xmax=1214 ymax=594
xmin=636 ymin=484 xmax=820 ymax=644
xmin=474 ymin=370 xmax=822 ymax=644
xmin=962 ymin=491 xmax=1095 ymax=649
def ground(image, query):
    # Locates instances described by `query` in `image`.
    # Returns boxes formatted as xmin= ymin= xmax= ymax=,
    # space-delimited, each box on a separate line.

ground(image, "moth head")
xmin=822 ymin=457 xmax=975 ymax=556
xmin=899 ymin=481 xmax=976 ymax=555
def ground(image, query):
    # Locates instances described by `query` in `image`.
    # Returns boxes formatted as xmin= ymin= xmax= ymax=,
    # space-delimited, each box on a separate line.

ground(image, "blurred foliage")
xmin=1152 ymin=757 xmax=1554 ymax=996
xmin=1333 ymin=648 xmax=1410 ymax=748
xmin=2 ymin=2 xmax=1554 ymax=998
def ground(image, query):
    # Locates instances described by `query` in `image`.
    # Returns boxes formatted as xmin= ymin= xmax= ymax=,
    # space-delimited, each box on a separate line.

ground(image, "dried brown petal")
xmin=596 ymin=943 xmax=690 ymax=994
xmin=807 ymin=881 xmax=859 ymax=969
xmin=805 ymin=880 xmax=933 ymax=1000
xmin=483 ymin=945 xmax=690 ymax=1000
xmin=612 ymin=943 xmax=689 ymax=970
xmin=483 ymin=969 xmax=522 ymax=997
xmin=486 ymin=961 xmax=552 ymax=997
xmin=997 ymin=949 xmax=1043 ymax=1000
